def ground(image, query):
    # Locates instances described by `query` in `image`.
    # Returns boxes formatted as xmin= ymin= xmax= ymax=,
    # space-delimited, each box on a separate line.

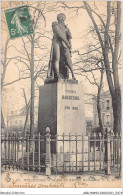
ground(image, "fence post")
xmin=94 ymin=132 xmax=96 ymax=172
xmin=26 ymin=132 xmax=30 ymax=171
xmin=111 ymin=131 xmax=114 ymax=167
xmin=119 ymin=132 xmax=121 ymax=177
xmin=88 ymin=133 xmax=90 ymax=171
xmin=4 ymin=134 xmax=7 ymax=170
xmin=116 ymin=132 xmax=119 ymax=170
xmin=99 ymin=132 xmax=102 ymax=170
xmin=38 ymin=133 xmax=41 ymax=172
xmin=106 ymin=127 xmax=111 ymax=175
xmin=45 ymin=127 xmax=51 ymax=176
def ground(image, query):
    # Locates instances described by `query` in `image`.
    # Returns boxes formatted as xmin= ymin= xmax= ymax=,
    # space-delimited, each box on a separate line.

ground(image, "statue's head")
xmin=57 ymin=13 xmax=66 ymax=23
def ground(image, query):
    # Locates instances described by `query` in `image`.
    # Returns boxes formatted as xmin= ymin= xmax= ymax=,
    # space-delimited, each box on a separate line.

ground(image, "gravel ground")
xmin=1 ymin=168 xmax=121 ymax=188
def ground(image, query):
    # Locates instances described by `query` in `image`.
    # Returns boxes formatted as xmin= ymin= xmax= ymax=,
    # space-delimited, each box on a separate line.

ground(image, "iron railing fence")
xmin=1 ymin=129 xmax=121 ymax=175
xmin=50 ymin=133 xmax=121 ymax=174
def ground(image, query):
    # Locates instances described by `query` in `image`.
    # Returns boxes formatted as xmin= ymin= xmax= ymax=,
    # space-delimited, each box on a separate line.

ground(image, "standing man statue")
xmin=47 ymin=13 xmax=76 ymax=80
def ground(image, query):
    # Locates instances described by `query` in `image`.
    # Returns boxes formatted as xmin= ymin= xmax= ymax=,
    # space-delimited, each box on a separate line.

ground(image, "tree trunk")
xmin=1 ymin=38 xmax=10 ymax=90
xmin=1 ymin=110 xmax=6 ymax=129
xmin=103 ymin=2 xmax=121 ymax=133
xmin=24 ymin=111 xmax=29 ymax=136
xmin=97 ymin=65 xmax=104 ymax=135
xmin=112 ymin=88 xmax=121 ymax=134
xmin=30 ymin=36 xmax=35 ymax=137
xmin=97 ymin=96 xmax=103 ymax=135
xmin=112 ymin=2 xmax=121 ymax=133
xmin=22 ymin=89 xmax=30 ymax=136
xmin=84 ymin=1 xmax=121 ymax=134
xmin=1 ymin=38 xmax=10 ymax=133
xmin=30 ymin=78 xmax=35 ymax=137
xmin=23 ymin=102 xmax=30 ymax=136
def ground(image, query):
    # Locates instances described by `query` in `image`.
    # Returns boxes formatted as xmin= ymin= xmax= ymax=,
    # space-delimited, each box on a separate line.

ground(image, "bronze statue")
xmin=47 ymin=13 xmax=76 ymax=80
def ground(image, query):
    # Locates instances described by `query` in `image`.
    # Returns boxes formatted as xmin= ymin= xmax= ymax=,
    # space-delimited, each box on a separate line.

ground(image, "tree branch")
xmin=3 ymin=77 xmax=30 ymax=87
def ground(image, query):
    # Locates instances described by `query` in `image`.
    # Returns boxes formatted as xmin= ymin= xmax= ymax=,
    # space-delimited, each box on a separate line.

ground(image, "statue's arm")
xmin=66 ymin=27 xmax=72 ymax=40
xmin=53 ymin=24 xmax=71 ymax=48
xmin=66 ymin=27 xmax=72 ymax=52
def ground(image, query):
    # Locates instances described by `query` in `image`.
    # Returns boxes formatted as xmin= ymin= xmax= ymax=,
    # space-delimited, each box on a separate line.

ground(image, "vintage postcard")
xmin=1 ymin=0 xmax=122 ymax=193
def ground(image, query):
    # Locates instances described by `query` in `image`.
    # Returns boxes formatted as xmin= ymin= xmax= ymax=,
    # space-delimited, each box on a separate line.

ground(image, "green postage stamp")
xmin=4 ymin=5 xmax=33 ymax=39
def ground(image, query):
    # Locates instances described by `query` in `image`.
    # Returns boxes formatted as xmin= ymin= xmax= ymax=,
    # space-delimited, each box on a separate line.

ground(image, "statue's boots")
xmin=72 ymin=76 xmax=76 ymax=80
xmin=53 ymin=62 xmax=61 ymax=79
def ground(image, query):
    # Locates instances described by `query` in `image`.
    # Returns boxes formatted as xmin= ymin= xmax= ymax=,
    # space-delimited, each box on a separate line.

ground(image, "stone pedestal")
xmin=38 ymin=79 xmax=86 ymax=153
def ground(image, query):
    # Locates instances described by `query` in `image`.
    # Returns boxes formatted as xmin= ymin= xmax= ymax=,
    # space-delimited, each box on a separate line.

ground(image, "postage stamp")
xmin=4 ymin=5 xmax=33 ymax=39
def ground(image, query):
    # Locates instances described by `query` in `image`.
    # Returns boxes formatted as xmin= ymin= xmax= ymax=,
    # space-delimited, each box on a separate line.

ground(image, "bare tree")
xmin=1 ymin=1 xmax=31 ymax=90
xmin=1 ymin=1 xmax=63 ymax=136
xmin=15 ymin=2 xmax=63 ymax=136
xmin=61 ymin=1 xmax=121 ymax=134
xmin=97 ymin=62 xmax=105 ymax=135
xmin=1 ymin=2 xmax=31 ymax=128
xmin=83 ymin=1 xmax=121 ymax=134
xmin=22 ymin=88 xmax=31 ymax=136
xmin=1 ymin=2 xmax=50 ymax=136
xmin=74 ymin=48 xmax=105 ymax=134
xmin=15 ymin=2 xmax=48 ymax=137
